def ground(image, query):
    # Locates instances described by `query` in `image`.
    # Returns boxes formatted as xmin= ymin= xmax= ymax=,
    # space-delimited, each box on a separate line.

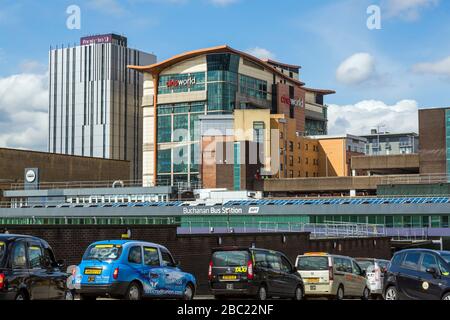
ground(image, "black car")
xmin=383 ymin=249 xmax=450 ymax=300
xmin=0 ymin=234 xmax=73 ymax=300
xmin=208 ymin=247 xmax=304 ymax=300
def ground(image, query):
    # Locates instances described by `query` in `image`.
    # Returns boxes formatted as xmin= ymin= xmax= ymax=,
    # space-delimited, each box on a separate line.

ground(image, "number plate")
xmin=307 ymin=278 xmax=320 ymax=283
xmin=226 ymin=284 xmax=234 ymax=290
xmin=309 ymin=285 xmax=317 ymax=291
xmin=222 ymin=275 xmax=237 ymax=281
xmin=84 ymin=268 xmax=102 ymax=275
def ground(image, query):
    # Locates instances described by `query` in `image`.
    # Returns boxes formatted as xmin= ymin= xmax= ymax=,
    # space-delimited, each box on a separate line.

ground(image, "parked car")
xmin=355 ymin=258 xmax=390 ymax=298
xmin=0 ymin=234 xmax=73 ymax=300
xmin=295 ymin=252 xmax=370 ymax=300
xmin=383 ymin=249 xmax=450 ymax=300
xmin=74 ymin=240 xmax=196 ymax=300
xmin=208 ymin=247 xmax=304 ymax=300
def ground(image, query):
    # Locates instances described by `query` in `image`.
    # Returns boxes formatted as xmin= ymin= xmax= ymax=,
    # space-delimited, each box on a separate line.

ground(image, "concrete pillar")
xmin=350 ymin=190 xmax=356 ymax=197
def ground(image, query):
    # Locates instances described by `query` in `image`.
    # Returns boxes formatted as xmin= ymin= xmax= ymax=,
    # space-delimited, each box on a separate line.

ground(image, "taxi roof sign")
xmin=304 ymin=252 xmax=328 ymax=256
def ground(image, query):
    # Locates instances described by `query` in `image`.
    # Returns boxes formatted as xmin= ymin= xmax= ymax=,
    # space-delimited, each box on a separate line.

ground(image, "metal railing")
xmin=180 ymin=221 xmax=387 ymax=238
xmin=380 ymin=174 xmax=450 ymax=185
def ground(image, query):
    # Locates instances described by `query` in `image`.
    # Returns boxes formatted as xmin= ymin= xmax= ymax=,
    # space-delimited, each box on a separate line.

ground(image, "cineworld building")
xmin=128 ymin=46 xmax=335 ymax=187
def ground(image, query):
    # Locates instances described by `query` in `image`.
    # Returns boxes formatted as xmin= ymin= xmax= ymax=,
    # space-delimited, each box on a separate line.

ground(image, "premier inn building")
xmin=129 ymin=46 xmax=334 ymax=187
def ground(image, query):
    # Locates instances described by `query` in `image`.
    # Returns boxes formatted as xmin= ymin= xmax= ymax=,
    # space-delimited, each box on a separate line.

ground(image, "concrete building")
xmin=48 ymin=34 xmax=156 ymax=180
xmin=129 ymin=45 xmax=334 ymax=187
xmin=362 ymin=130 xmax=419 ymax=156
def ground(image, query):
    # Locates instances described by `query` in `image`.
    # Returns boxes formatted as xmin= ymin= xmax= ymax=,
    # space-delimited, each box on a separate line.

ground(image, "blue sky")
xmin=0 ymin=0 xmax=449 ymax=150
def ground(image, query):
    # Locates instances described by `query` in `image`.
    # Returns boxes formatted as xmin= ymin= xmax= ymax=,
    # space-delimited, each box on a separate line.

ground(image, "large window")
xmin=157 ymin=149 xmax=171 ymax=174
xmin=239 ymin=74 xmax=268 ymax=100
xmin=157 ymin=116 xmax=171 ymax=143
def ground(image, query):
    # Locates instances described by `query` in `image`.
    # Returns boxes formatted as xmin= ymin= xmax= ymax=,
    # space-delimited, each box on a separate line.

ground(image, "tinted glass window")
xmin=11 ymin=242 xmax=27 ymax=269
xmin=441 ymin=254 xmax=450 ymax=264
xmin=421 ymin=254 xmax=438 ymax=272
xmin=0 ymin=241 xmax=5 ymax=262
xmin=267 ymin=253 xmax=282 ymax=271
xmin=342 ymin=259 xmax=353 ymax=273
xmin=83 ymin=244 xmax=122 ymax=261
xmin=212 ymin=251 xmax=249 ymax=267
xmin=334 ymin=257 xmax=345 ymax=272
xmin=402 ymin=252 xmax=421 ymax=270
xmin=280 ymin=256 xmax=293 ymax=273
xmin=391 ymin=253 xmax=405 ymax=266
xmin=128 ymin=246 xmax=142 ymax=264
xmin=253 ymin=251 xmax=269 ymax=268
xmin=353 ymin=261 xmax=363 ymax=275
xmin=144 ymin=247 xmax=160 ymax=266
xmin=297 ymin=256 xmax=328 ymax=271
xmin=438 ymin=259 xmax=450 ymax=277
xmin=28 ymin=244 xmax=43 ymax=269
xmin=356 ymin=260 xmax=374 ymax=271
xmin=161 ymin=250 xmax=175 ymax=267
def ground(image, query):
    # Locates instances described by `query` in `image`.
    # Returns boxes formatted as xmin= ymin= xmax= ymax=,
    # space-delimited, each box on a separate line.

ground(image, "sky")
xmin=1 ymin=0 xmax=450 ymax=151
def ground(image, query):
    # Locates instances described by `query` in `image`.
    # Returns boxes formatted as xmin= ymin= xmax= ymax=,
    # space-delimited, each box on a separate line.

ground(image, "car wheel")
xmin=15 ymin=291 xmax=29 ymax=301
xmin=293 ymin=286 xmax=303 ymax=301
xmin=442 ymin=293 xmax=450 ymax=300
xmin=336 ymin=285 xmax=344 ymax=300
xmin=385 ymin=286 xmax=398 ymax=301
xmin=361 ymin=287 xmax=370 ymax=300
xmin=183 ymin=284 xmax=194 ymax=300
xmin=64 ymin=290 xmax=75 ymax=301
xmin=125 ymin=282 xmax=142 ymax=301
xmin=257 ymin=285 xmax=268 ymax=301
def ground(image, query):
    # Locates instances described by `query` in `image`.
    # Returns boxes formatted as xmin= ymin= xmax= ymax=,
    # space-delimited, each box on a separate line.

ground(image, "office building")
xmin=362 ymin=130 xmax=419 ymax=156
xmin=48 ymin=34 xmax=156 ymax=180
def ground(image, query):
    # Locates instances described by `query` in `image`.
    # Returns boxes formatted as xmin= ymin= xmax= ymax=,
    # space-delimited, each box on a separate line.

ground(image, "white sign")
xmin=25 ymin=170 xmax=36 ymax=183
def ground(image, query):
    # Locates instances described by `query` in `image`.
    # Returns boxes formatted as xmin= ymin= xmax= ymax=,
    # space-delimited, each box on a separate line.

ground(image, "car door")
xmin=43 ymin=247 xmax=66 ymax=300
xmin=279 ymin=254 xmax=298 ymax=296
xmin=142 ymin=246 xmax=166 ymax=296
xmin=8 ymin=240 xmax=30 ymax=299
xmin=397 ymin=252 xmax=422 ymax=299
xmin=351 ymin=260 xmax=367 ymax=296
xmin=160 ymin=248 xmax=184 ymax=296
xmin=26 ymin=241 xmax=49 ymax=300
xmin=265 ymin=252 xmax=284 ymax=295
xmin=416 ymin=253 xmax=442 ymax=300
xmin=341 ymin=258 xmax=356 ymax=296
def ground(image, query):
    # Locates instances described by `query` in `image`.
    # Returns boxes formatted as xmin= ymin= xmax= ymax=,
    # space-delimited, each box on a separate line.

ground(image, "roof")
xmin=303 ymin=87 xmax=336 ymax=95
xmin=396 ymin=248 xmax=450 ymax=255
xmin=307 ymin=134 xmax=367 ymax=142
xmin=262 ymin=58 xmax=301 ymax=70
xmin=361 ymin=132 xmax=419 ymax=138
xmin=128 ymin=45 xmax=306 ymax=86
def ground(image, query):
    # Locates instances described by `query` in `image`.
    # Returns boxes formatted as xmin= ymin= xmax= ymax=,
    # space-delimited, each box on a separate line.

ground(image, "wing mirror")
xmin=57 ymin=259 xmax=65 ymax=268
xmin=426 ymin=267 xmax=437 ymax=275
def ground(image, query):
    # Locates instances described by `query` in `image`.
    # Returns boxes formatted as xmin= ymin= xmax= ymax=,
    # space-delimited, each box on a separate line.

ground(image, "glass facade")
xmin=239 ymin=74 xmax=268 ymax=100
xmin=446 ymin=109 xmax=450 ymax=179
xmin=233 ymin=142 xmax=241 ymax=190
xmin=305 ymin=119 xmax=327 ymax=135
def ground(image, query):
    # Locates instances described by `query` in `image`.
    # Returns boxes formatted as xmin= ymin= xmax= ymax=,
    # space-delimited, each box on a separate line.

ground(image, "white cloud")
xmin=383 ymin=0 xmax=439 ymax=20
xmin=336 ymin=53 xmax=376 ymax=85
xmin=412 ymin=56 xmax=450 ymax=76
xmin=328 ymin=100 xmax=418 ymax=135
xmin=0 ymin=72 xmax=48 ymax=150
xmin=246 ymin=47 xmax=276 ymax=60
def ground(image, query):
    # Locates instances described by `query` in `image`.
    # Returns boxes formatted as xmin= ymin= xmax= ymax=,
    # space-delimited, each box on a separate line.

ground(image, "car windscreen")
xmin=83 ymin=244 xmax=123 ymax=261
xmin=212 ymin=250 xmax=249 ymax=267
xmin=355 ymin=260 xmax=374 ymax=271
xmin=441 ymin=254 xmax=450 ymax=264
xmin=297 ymin=256 xmax=329 ymax=271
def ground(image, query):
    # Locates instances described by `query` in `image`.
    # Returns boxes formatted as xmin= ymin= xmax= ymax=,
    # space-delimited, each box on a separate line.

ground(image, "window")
xmin=352 ymin=261 xmax=363 ymax=275
xmin=144 ymin=247 xmax=160 ymax=266
xmin=289 ymin=170 xmax=294 ymax=178
xmin=391 ymin=252 xmax=405 ymax=266
xmin=298 ymin=157 xmax=301 ymax=164
xmin=289 ymin=156 xmax=294 ymax=166
xmin=253 ymin=251 xmax=269 ymax=268
xmin=128 ymin=246 xmax=142 ymax=264
xmin=161 ymin=250 xmax=176 ymax=267
xmin=305 ymin=144 xmax=309 ymax=151
xmin=342 ymin=259 xmax=353 ymax=273
xmin=438 ymin=259 xmax=450 ymax=277
xmin=280 ymin=256 xmax=293 ymax=273
xmin=402 ymin=252 xmax=421 ymax=270
xmin=305 ymin=158 xmax=309 ymax=165
xmin=28 ymin=244 xmax=43 ymax=269
xmin=298 ymin=143 xmax=301 ymax=149
xmin=421 ymin=253 xmax=438 ymax=272
xmin=297 ymin=256 xmax=328 ymax=271
xmin=11 ymin=242 xmax=27 ymax=269
xmin=239 ymin=74 xmax=268 ymax=100
xmin=289 ymin=141 xmax=294 ymax=152
xmin=267 ymin=253 xmax=282 ymax=271
xmin=334 ymin=257 xmax=345 ymax=272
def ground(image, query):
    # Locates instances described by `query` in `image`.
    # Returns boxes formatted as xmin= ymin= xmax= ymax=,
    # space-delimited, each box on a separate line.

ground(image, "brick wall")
xmin=2 ymin=225 xmax=391 ymax=294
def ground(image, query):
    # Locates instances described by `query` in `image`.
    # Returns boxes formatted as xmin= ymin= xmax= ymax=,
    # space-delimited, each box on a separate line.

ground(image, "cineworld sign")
xmin=80 ymin=35 xmax=113 ymax=46
xmin=281 ymin=96 xmax=304 ymax=108
xmin=166 ymin=77 xmax=196 ymax=88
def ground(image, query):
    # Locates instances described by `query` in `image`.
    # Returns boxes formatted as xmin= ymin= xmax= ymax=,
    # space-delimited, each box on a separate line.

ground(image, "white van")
xmin=295 ymin=253 xmax=370 ymax=300
xmin=355 ymin=258 xmax=390 ymax=298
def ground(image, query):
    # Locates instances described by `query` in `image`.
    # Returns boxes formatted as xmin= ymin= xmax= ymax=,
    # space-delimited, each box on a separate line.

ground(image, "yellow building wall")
xmin=317 ymin=138 xmax=347 ymax=177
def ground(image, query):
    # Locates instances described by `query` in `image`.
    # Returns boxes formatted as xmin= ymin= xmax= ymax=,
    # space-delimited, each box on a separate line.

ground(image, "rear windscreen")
xmin=297 ymin=256 xmax=328 ymax=270
xmin=212 ymin=251 xmax=249 ymax=267
xmin=356 ymin=260 xmax=374 ymax=271
xmin=83 ymin=244 xmax=123 ymax=261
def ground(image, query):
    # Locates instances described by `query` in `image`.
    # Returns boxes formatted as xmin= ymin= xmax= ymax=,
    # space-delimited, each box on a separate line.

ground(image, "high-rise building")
xmin=48 ymin=34 xmax=156 ymax=180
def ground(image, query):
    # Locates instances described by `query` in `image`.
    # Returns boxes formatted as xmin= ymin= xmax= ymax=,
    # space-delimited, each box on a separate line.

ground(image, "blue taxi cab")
xmin=74 ymin=240 xmax=196 ymax=300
